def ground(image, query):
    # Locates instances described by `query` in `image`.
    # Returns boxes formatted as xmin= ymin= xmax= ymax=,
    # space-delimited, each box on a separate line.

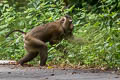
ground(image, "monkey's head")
xmin=60 ymin=15 xmax=74 ymax=37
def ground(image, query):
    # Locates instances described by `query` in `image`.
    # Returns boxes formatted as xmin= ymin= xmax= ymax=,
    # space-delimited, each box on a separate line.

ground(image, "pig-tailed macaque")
xmin=6 ymin=15 xmax=74 ymax=66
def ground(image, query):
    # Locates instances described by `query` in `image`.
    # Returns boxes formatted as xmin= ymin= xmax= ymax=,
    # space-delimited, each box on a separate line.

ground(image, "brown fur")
xmin=6 ymin=15 xmax=74 ymax=66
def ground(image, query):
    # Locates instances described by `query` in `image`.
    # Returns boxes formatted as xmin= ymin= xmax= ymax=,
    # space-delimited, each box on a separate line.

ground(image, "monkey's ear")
xmin=60 ymin=17 xmax=66 ymax=23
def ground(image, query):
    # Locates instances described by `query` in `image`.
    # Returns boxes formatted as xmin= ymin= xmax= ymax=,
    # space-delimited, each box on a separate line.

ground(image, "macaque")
xmin=6 ymin=15 xmax=74 ymax=66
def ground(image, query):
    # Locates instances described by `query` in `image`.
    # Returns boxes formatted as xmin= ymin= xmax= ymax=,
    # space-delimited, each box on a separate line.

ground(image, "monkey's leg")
xmin=24 ymin=36 xmax=48 ymax=66
xmin=18 ymin=52 xmax=38 ymax=65
xmin=29 ymin=37 xmax=48 ymax=66
xmin=40 ymin=46 xmax=48 ymax=66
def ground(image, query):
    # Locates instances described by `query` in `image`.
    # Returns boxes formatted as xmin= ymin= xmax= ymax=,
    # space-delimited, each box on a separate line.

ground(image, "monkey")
xmin=6 ymin=15 xmax=74 ymax=66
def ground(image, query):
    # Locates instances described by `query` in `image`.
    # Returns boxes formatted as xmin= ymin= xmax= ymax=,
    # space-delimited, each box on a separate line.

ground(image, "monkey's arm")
xmin=49 ymin=32 xmax=63 ymax=45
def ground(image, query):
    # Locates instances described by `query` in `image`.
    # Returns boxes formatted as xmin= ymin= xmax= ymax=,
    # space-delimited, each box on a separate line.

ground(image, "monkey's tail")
xmin=6 ymin=30 xmax=26 ymax=38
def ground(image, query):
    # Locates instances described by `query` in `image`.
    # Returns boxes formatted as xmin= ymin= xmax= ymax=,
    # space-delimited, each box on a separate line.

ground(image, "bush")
xmin=0 ymin=0 xmax=120 ymax=69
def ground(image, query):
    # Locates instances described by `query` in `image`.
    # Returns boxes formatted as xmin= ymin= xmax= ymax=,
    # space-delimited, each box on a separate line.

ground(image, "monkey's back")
xmin=26 ymin=22 xmax=63 ymax=42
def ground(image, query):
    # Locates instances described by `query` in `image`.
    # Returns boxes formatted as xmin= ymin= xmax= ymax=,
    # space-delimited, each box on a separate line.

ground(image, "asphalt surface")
xmin=0 ymin=65 xmax=120 ymax=80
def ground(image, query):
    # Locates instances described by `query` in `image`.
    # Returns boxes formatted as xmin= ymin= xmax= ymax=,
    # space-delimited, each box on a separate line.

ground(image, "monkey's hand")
xmin=49 ymin=40 xmax=60 ymax=45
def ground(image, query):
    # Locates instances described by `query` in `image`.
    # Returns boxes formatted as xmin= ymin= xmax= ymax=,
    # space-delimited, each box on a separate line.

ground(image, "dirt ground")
xmin=0 ymin=65 xmax=120 ymax=80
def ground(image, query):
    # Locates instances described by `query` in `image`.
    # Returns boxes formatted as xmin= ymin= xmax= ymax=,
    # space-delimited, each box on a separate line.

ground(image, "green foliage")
xmin=0 ymin=0 xmax=120 ymax=69
xmin=74 ymin=11 xmax=120 ymax=68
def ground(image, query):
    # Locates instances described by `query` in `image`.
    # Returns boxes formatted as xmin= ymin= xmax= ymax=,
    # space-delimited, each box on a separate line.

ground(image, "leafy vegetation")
xmin=0 ymin=0 xmax=120 ymax=69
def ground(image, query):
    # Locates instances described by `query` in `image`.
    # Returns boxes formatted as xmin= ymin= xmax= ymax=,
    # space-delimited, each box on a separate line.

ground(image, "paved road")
xmin=0 ymin=65 xmax=119 ymax=80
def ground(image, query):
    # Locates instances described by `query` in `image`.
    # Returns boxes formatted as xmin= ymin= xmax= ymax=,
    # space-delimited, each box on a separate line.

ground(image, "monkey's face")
xmin=61 ymin=15 xmax=74 ymax=37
